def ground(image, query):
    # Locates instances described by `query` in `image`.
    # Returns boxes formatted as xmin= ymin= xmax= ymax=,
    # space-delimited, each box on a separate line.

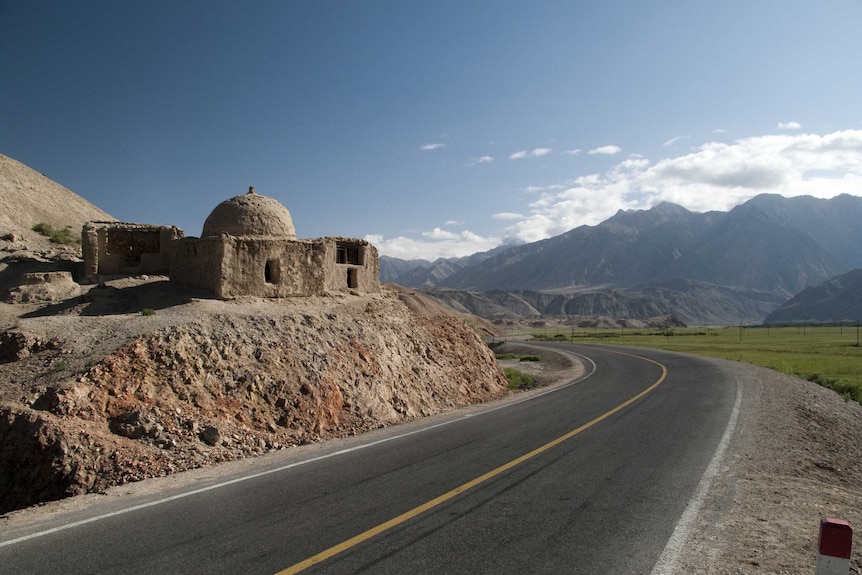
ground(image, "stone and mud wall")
xmin=82 ymin=222 xmax=183 ymax=282
xmin=171 ymin=236 xmax=379 ymax=299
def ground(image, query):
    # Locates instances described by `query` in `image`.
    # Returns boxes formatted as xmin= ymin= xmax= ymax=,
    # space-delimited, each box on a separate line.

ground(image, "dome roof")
xmin=202 ymin=188 xmax=296 ymax=238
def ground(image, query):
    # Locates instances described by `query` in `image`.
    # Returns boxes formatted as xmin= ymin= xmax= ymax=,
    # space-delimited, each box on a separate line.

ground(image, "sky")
xmin=2 ymin=1 xmax=862 ymax=261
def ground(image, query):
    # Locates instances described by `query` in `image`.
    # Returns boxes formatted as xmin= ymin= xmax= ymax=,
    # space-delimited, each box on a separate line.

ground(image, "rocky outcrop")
xmin=0 ymin=291 xmax=509 ymax=513
xmin=5 ymin=271 xmax=83 ymax=304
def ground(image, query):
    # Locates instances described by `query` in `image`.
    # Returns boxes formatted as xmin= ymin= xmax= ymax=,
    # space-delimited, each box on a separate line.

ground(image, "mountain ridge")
xmin=381 ymin=194 xmax=862 ymax=324
xmin=0 ymin=153 xmax=114 ymax=242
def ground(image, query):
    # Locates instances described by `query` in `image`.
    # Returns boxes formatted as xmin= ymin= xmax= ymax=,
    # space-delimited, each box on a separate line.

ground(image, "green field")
xmin=528 ymin=324 xmax=862 ymax=403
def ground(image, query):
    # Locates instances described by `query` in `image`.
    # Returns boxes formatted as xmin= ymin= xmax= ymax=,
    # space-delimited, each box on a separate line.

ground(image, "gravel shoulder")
xmin=666 ymin=358 xmax=862 ymax=574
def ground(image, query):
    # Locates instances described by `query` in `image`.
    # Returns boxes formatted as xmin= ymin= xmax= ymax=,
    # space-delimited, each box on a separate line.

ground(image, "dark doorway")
xmin=265 ymin=259 xmax=281 ymax=284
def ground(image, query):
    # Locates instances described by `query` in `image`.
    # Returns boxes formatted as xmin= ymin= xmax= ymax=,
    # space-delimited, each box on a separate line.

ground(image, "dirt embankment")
xmin=0 ymin=283 xmax=509 ymax=514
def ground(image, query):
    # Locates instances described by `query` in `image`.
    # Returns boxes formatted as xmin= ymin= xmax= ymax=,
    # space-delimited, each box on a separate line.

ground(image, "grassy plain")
xmin=529 ymin=324 xmax=862 ymax=403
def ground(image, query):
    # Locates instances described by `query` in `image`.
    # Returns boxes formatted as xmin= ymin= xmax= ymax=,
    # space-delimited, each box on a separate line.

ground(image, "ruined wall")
xmin=321 ymin=237 xmax=380 ymax=294
xmin=169 ymin=235 xmax=227 ymax=296
xmin=215 ymin=236 xmax=327 ymax=299
xmin=82 ymin=222 xmax=183 ymax=282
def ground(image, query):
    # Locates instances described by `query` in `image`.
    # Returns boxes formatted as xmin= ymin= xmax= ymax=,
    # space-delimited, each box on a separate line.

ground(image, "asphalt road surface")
xmin=0 ymin=344 xmax=738 ymax=574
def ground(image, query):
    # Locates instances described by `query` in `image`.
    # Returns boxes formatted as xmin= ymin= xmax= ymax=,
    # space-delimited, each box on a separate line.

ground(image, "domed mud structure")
xmin=202 ymin=187 xmax=296 ymax=239
xmin=170 ymin=187 xmax=379 ymax=299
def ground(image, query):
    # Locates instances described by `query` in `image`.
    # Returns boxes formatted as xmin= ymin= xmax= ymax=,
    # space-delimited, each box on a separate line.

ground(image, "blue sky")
xmin=3 ymin=1 xmax=862 ymax=260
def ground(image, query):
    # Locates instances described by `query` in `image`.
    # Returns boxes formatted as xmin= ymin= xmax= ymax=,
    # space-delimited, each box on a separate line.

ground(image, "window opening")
xmin=336 ymin=243 xmax=364 ymax=265
xmin=105 ymin=229 xmax=161 ymax=265
xmin=265 ymin=259 xmax=281 ymax=284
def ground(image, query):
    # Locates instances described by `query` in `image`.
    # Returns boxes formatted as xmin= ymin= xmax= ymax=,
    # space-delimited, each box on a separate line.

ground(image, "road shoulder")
xmin=671 ymin=359 xmax=862 ymax=574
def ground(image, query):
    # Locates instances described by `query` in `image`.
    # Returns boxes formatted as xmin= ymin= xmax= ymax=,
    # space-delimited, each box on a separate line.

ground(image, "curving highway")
xmin=0 ymin=344 xmax=738 ymax=574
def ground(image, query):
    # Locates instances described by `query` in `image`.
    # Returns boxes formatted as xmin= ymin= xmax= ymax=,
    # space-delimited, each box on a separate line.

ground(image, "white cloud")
xmin=588 ymin=145 xmax=622 ymax=155
xmin=564 ymin=149 xmax=582 ymax=156
xmin=423 ymin=227 xmax=459 ymax=240
xmin=662 ymin=135 xmax=689 ymax=147
xmin=501 ymin=129 xmax=862 ymax=244
xmin=421 ymin=143 xmax=446 ymax=150
xmin=492 ymin=212 xmax=524 ymax=221
xmin=373 ymin=129 xmax=862 ymax=259
xmin=525 ymin=183 xmax=566 ymax=193
xmin=509 ymin=148 xmax=553 ymax=159
xmin=366 ymin=228 xmax=499 ymax=260
xmin=465 ymin=155 xmax=495 ymax=166
xmin=778 ymin=121 xmax=802 ymax=130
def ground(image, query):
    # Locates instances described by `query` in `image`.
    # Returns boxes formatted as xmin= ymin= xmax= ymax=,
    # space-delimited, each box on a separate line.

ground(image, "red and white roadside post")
xmin=816 ymin=518 xmax=853 ymax=575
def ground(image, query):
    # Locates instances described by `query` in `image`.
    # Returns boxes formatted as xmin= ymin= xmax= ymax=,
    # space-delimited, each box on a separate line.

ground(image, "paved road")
xmin=0 ymin=344 xmax=737 ymax=574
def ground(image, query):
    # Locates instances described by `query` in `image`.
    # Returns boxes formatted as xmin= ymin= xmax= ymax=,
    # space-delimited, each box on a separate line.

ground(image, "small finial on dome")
xmin=248 ymin=186 xmax=256 ymax=194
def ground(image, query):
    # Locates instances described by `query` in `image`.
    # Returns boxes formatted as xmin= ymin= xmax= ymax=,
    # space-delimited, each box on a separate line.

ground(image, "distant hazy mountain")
xmin=379 ymin=245 xmax=510 ymax=288
xmin=764 ymin=269 xmax=862 ymax=324
xmin=378 ymin=256 xmax=432 ymax=283
xmin=421 ymin=280 xmax=785 ymax=326
xmin=382 ymin=194 xmax=862 ymax=324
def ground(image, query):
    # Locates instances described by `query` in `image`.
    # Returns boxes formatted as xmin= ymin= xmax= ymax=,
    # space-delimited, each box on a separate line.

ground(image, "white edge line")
xmin=1 ymin=347 xmax=597 ymax=549
xmin=649 ymin=375 xmax=743 ymax=574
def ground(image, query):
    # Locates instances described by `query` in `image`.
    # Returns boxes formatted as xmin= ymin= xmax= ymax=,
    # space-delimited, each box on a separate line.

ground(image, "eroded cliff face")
xmin=0 ymin=291 xmax=508 ymax=513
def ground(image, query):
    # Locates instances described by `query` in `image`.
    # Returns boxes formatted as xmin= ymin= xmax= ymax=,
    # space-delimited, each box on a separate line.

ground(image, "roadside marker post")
xmin=816 ymin=518 xmax=853 ymax=575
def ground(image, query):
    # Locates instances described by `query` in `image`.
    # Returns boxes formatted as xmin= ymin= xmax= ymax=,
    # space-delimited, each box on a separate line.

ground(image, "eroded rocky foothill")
xmin=0 ymin=288 xmax=509 ymax=513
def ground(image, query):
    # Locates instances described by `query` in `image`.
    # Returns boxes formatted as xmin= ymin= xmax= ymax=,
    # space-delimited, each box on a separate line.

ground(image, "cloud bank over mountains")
xmin=371 ymin=129 xmax=862 ymax=260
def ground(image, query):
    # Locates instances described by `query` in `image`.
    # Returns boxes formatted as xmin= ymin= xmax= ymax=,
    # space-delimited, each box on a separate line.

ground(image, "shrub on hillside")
xmin=32 ymin=223 xmax=79 ymax=245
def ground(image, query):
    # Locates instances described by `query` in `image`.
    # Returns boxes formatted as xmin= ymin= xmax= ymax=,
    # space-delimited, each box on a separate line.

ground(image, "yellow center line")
xmin=275 ymin=350 xmax=668 ymax=575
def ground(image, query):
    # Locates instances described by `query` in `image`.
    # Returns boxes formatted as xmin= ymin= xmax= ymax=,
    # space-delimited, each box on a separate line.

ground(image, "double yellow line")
xmin=277 ymin=350 xmax=668 ymax=574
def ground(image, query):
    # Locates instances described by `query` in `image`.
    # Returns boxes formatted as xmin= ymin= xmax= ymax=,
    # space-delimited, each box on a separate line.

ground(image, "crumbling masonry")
xmin=83 ymin=188 xmax=380 ymax=298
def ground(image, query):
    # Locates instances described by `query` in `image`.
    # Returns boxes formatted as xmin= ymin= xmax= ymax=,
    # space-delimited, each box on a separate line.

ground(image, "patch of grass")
xmin=50 ymin=359 xmax=68 ymax=373
xmin=794 ymin=371 xmax=862 ymax=403
xmin=528 ymin=324 xmax=862 ymax=404
xmin=495 ymin=353 xmax=541 ymax=362
xmin=32 ymin=222 xmax=80 ymax=245
xmin=504 ymin=367 xmax=537 ymax=391
xmin=140 ymin=308 xmax=156 ymax=316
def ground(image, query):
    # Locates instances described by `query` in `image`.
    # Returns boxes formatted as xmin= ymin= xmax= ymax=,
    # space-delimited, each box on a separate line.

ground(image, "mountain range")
xmin=382 ymin=194 xmax=862 ymax=325
xmin=764 ymin=268 xmax=862 ymax=324
xmin=2 ymin=150 xmax=859 ymax=326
